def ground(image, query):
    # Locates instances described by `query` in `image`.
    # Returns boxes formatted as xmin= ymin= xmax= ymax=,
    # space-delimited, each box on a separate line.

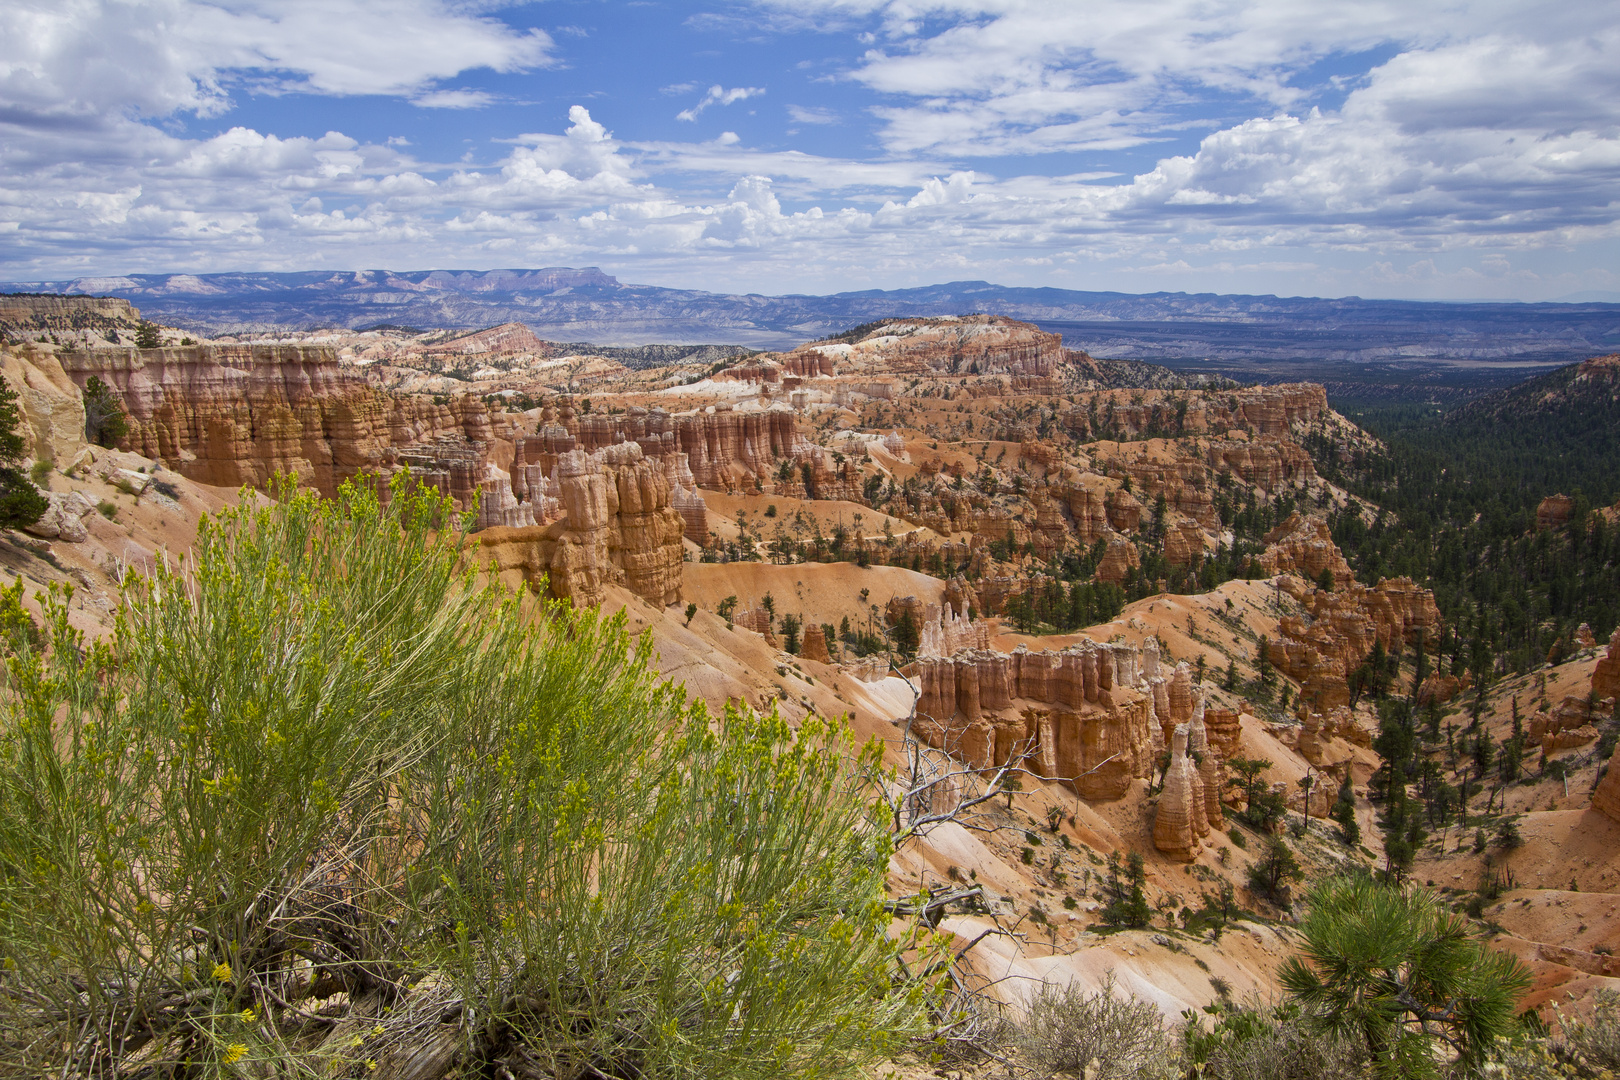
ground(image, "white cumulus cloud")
xmin=1 ymin=0 xmax=1618 ymax=299
xmin=677 ymin=85 xmax=766 ymax=122
xmin=0 ymin=0 xmax=554 ymax=127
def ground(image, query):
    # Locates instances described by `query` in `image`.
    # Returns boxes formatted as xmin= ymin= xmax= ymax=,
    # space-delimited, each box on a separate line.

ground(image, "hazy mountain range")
xmin=7 ymin=267 xmax=1619 ymax=391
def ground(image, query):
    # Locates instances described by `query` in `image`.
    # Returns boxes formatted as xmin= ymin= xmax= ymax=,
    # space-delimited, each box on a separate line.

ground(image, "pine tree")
xmin=893 ymin=607 xmax=920 ymax=659
xmin=1410 ymin=628 xmax=1428 ymax=697
xmin=83 ymin=375 xmax=129 ymax=449
xmin=1472 ymin=733 xmax=1495 ymax=793
xmin=1103 ymin=851 xmax=1151 ymax=927
xmin=1281 ymin=877 xmax=1532 ymax=1078
xmin=1332 ymin=774 xmax=1361 ymax=847
xmin=1247 ymin=838 xmax=1304 ymax=903
xmin=0 ymin=378 xmax=47 ymax=531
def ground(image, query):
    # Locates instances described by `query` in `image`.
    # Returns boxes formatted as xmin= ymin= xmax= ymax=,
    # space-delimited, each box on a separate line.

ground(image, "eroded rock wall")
xmin=1261 ymin=522 xmax=1441 ymax=710
xmin=1595 ymin=628 xmax=1620 ymax=704
xmin=1153 ymin=724 xmax=1201 ymax=861
xmin=0 ymin=345 xmax=90 ymax=466
xmin=0 ymin=295 xmax=141 ymax=332
xmin=59 ymin=345 xmax=513 ymax=496
xmin=1259 ymin=513 xmax=1355 ymax=584
xmin=905 ymin=639 xmax=1183 ymax=801
xmin=790 ymin=315 xmax=1061 ymax=381
xmin=552 ymin=401 xmax=800 ymax=490
xmin=472 ymin=442 xmax=684 ymax=609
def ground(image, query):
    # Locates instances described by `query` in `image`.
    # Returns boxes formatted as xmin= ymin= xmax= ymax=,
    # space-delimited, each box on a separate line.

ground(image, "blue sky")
xmin=3 ymin=1 xmax=1618 ymax=301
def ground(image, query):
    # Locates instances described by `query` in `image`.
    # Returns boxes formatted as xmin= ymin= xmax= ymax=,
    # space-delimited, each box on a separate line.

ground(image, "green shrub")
xmin=0 ymin=578 xmax=41 ymax=653
xmin=1229 ymin=826 xmax=1248 ymax=849
xmin=1564 ymin=988 xmax=1620 ymax=1070
xmin=1015 ymin=974 xmax=1176 ymax=1080
xmin=27 ymin=459 xmax=51 ymax=486
xmin=1180 ymin=1001 xmax=1366 ymax=1080
xmin=0 ymin=475 xmax=932 ymax=1076
xmin=1493 ymin=817 xmax=1525 ymax=850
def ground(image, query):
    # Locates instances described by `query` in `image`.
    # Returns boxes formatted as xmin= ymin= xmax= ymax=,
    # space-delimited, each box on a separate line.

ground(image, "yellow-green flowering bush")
xmin=0 ymin=475 xmax=934 ymax=1078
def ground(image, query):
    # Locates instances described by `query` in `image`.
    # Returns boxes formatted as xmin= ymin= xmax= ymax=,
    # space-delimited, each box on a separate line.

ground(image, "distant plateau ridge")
xmin=6 ymin=267 xmax=1619 ymax=394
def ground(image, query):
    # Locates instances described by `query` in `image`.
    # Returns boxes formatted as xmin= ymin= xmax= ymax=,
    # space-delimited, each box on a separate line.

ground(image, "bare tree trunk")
xmin=376 ymin=1026 xmax=464 ymax=1080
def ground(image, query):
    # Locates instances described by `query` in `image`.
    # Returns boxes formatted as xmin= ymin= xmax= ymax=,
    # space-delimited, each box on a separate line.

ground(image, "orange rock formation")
xmin=800 ymin=623 xmax=832 ymax=663
xmin=1538 ymin=494 xmax=1576 ymax=530
xmin=61 ymin=344 xmax=514 ymax=497
xmin=1258 ymin=514 xmax=1355 ymax=583
xmin=906 ymin=639 xmax=1167 ymax=801
xmin=1596 ymin=628 xmax=1620 ymax=703
xmin=1153 ymin=724 xmax=1203 ymax=861
xmin=471 ymin=442 xmax=685 ymax=609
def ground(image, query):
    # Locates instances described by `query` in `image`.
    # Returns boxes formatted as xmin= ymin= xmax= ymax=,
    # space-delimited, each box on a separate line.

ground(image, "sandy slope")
xmin=4 ymin=447 xmax=245 ymax=639
xmin=681 ymin=560 xmax=947 ymax=632
xmin=697 ymin=489 xmax=940 ymax=543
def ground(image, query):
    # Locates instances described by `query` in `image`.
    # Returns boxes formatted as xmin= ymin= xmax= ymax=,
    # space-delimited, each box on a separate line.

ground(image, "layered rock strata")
xmin=1259 ymin=514 xmax=1355 ymax=584
xmin=917 ymin=601 xmax=991 ymax=658
xmin=903 ymin=638 xmax=1236 ymax=808
xmin=1296 ymin=707 xmax=1373 ymax=766
xmin=1587 ymin=632 xmax=1620 ymax=822
xmin=1153 ymin=725 xmax=1202 ymax=861
xmin=1271 ymin=576 xmax=1441 ymax=710
xmin=59 ymin=344 xmax=516 ymax=497
xmin=1538 ymin=494 xmax=1576 ymax=530
xmin=1151 ymin=664 xmax=1224 ymax=861
xmin=1544 ymin=633 xmax=1619 ymax=753
xmin=377 ymin=434 xmax=559 ymax=531
xmin=1202 ymin=707 xmax=1243 ymax=760
xmin=1416 ymin=674 xmax=1464 ymax=706
xmin=470 ymin=442 xmax=684 ymax=609
xmin=1190 ymin=706 xmax=1225 ymax=832
xmin=1 ymin=345 xmax=91 ymax=466
xmin=906 ymin=640 xmax=1161 ymax=800
xmin=790 ymin=316 xmax=1061 ymax=381
xmin=0 ymin=295 xmax=141 ymax=334
xmin=529 ymin=399 xmax=801 ymax=491
xmin=733 ymin=606 xmax=779 ymax=648
xmin=801 ymin=624 xmax=832 ymax=663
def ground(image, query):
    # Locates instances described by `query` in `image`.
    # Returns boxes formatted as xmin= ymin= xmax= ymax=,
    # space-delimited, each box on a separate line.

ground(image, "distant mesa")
xmin=6 ymin=269 xmax=1619 ymax=373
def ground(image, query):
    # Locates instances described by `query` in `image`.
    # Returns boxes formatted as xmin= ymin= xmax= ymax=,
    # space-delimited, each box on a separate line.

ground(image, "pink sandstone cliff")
xmin=904 ymin=640 xmax=1232 ymax=861
xmin=58 ymin=345 xmax=517 ymax=497
xmin=471 ymin=442 xmax=685 ymax=610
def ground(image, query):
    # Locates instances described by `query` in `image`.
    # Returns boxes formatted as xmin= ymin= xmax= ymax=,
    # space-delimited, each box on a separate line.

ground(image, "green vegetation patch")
xmin=0 ymin=475 xmax=933 ymax=1076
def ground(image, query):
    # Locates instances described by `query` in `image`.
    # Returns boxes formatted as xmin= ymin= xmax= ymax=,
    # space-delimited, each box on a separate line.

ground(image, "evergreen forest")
xmin=1313 ymin=361 xmax=1620 ymax=675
